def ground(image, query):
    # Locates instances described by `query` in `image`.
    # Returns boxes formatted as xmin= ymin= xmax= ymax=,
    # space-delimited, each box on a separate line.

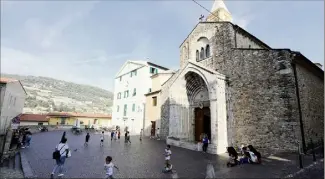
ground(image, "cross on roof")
xmin=199 ymin=14 xmax=204 ymax=22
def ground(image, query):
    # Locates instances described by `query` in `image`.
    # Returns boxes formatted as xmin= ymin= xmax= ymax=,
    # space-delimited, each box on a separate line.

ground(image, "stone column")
xmin=210 ymin=99 xmax=218 ymax=145
xmin=216 ymin=78 xmax=228 ymax=154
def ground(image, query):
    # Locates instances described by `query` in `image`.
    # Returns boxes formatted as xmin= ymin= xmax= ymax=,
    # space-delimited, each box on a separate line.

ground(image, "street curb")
xmin=20 ymin=151 xmax=37 ymax=178
xmin=285 ymin=158 xmax=324 ymax=178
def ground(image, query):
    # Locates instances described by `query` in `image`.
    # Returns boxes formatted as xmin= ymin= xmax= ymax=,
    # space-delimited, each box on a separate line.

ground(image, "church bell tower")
xmin=206 ymin=0 xmax=232 ymax=22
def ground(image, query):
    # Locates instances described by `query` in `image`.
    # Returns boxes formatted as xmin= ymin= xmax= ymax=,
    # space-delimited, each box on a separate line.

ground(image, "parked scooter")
xmin=39 ymin=126 xmax=48 ymax=132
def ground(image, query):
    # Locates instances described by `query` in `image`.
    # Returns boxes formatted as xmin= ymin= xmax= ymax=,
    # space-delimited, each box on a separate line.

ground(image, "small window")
xmin=124 ymin=90 xmax=129 ymax=98
xmin=117 ymin=105 xmax=119 ymax=112
xmin=132 ymin=104 xmax=135 ymax=112
xmin=117 ymin=92 xmax=121 ymax=99
xmin=196 ymin=50 xmax=199 ymax=61
xmin=38 ymin=122 xmax=43 ymax=126
xmin=152 ymin=96 xmax=157 ymax=106
xmin=200 ymin=47 xmax=205 ymax=60
xmin=133 ymin=88 xmax=136 ymax=96
xmin=130 ymin=70 xmax=137 ymax=77
xmin=123 ymin=104 xmax=127 ymax=116
xmin=206 ymin=45 xmax=210 ymax=57
xmin=150 ymin=67 xmax=157 ymax=74
xmin=148 ymin=88 xmax=152 ymax=93
xmin=248 ymin=45 xmax=251 ymax=49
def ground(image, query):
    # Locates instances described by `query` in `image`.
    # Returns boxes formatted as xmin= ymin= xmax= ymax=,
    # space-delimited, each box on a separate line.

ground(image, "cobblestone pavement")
xmin=0 ymin=167 xmax=24 ymax=178
xmin=22 ymin=131 xmax=323 ymax=178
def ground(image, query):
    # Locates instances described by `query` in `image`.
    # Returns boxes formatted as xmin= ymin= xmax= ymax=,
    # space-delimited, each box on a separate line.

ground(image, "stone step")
xmin=14 ymin=152 xmax=21 ymax=170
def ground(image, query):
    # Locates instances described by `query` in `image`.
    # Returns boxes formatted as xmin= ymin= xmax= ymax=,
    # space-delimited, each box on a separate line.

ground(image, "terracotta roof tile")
xmin=0 ymin=77 xmax=18 ymax=84
xmin=20 ymin=114 xmax=49 ymax=122
xmin=47 ymin=112 xmax=111 ymax=118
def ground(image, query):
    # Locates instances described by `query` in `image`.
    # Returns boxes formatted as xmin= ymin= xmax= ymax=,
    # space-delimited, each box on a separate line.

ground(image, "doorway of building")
xmin=194 ymin=107 xmax=211 ymax=142
xmin=151 ymin=121 xmax=156 ymax=137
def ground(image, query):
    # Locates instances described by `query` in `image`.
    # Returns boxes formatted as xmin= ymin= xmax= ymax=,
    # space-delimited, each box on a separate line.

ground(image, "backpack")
xmin=52 ymin=144 xmax=65 ymax=160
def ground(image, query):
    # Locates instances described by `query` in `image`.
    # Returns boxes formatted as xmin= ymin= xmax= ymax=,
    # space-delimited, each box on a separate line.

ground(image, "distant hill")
xmin=1 ymin=73 xmax=114 ymax=114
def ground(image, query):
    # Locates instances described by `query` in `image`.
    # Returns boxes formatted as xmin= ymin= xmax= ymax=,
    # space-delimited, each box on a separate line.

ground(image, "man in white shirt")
xmin=51 ymin=137 xmax=70 ymax=178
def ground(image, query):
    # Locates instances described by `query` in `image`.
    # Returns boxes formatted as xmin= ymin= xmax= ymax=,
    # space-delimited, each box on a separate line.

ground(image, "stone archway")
xmin=166 ymin=62 xmax=228 ymax=154
xmin=185 ymin=71 xmax=211 ymax=142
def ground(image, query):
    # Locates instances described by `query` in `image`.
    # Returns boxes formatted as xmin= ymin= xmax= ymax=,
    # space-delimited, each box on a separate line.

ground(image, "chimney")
xmin=314 ymin=63 xmax=322 ymax=69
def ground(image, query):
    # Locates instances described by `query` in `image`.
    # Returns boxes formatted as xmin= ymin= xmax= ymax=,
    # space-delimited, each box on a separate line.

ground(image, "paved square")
xmin=22 ymin=131 xmax=226 ymax=178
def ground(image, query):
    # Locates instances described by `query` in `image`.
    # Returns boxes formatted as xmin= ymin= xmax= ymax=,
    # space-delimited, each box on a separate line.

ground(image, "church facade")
xmin=160 ymin=0 xmax=324 ymax=154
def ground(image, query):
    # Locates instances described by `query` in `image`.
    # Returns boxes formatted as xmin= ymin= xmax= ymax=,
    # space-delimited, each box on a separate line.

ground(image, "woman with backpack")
xmin=51 ymin=137 xmax=71 ymax=178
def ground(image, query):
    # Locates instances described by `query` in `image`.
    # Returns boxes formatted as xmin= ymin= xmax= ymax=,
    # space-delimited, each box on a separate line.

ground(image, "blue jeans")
xmin=239 ymin=157 xmax=249 ymax=164
xmin=52 ymin=156 xmax=66 ymax=174
xmin=25 ymin=137 xmax=31 ymax=147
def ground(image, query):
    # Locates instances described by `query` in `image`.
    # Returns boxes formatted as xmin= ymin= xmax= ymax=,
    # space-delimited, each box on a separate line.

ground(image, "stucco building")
xmin=19 ymin=114 xmax=49 ymax=126
xmin=112 ymin=60 xmax=169 ymax=135
xmin=48 ymin=112 xmax=111 ymax=128
xmin=0 ymin=77 xmax=27 ymax=159
xmin=160 ymin=0 xmax=324 ymax=154
xmin=144 ymin=70 xmax=176 ymax=137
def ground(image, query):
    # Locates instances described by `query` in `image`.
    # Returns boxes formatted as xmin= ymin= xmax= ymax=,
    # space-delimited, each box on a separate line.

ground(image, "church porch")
xmin=166 ymin=62 xmax=229 ymax=154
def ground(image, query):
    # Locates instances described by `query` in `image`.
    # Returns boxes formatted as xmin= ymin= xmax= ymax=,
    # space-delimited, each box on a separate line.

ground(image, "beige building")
xmin=144 ymin=70 xmax=175 ymax=137
xmin=19 ymin=114 xmax=49 ymax=126
xmin=0 ymin=77 xmax=27 ymax=159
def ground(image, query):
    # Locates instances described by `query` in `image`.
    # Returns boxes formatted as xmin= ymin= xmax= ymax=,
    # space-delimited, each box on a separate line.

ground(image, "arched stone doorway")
xmin=166 ymin=62 xmax=228 ymax=154
xmin=185 ymin=71 xmax=211 ymax=142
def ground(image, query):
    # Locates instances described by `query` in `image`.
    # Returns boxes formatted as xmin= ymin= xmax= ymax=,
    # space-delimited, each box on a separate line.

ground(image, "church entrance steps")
xmin=167 ymin=137 xmax=218 ymax=154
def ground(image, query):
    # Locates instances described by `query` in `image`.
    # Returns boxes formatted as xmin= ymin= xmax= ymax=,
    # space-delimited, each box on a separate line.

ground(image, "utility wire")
xmin=191 ymin=0 xmax=218 ymax=19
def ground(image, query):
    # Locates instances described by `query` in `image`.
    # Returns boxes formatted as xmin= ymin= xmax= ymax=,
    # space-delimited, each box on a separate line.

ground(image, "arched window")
xmin=206 ymin=45 xmax=210 ymax=57
xmin=200 ymin=47 xmax=205 ymax=60
xmin=196 ymin=50 xmax=199 ymax=61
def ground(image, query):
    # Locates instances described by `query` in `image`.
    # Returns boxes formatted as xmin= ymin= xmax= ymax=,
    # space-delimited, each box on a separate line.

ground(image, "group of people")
xmin=52 ymin=129 xmax=160 ymax=179
xmin=226 ymin=145 xmax=262 ymax=167
xmin=10 ymin=127 xmax=32 ymax=149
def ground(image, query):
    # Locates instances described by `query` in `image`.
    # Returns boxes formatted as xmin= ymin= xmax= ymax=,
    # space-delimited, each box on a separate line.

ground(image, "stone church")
xmin=159 ymin=0 xmax=324 ymax=154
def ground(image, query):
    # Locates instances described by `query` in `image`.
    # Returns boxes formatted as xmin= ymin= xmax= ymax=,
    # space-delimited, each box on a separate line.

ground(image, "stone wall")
xmin=160 ymin=71 xmax=180 ymax=139
xmin=226 ymin=49 xmax=301 ymax=153
xmin=295 ymin=64 xmax=324 ymax=143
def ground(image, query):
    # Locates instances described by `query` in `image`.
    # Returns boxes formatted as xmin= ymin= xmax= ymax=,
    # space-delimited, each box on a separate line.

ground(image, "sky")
xmin=1 ymin=0 xmax=324 ymax=91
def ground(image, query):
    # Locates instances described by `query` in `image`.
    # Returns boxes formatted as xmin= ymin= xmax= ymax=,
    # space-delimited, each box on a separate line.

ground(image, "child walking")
xmin=111 ymin=131 xmax=114 ymax=141
xmin=104 ymin=156 xmax=119 ymax=179
xmin=84 ymin=133 xmax=90 ymax=146
xmin=100 ymin=131 xmax=105 ymax=147
xmin=164 ymin=145 xmax=172 ymax=171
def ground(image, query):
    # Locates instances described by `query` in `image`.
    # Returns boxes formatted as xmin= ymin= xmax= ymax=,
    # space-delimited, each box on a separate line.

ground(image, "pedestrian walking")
xmin=118 ymin=131 xmax=120 ymax=140
xmin=202 ymin=134 xmax=209 ymax=153
xmin=100 ymin=131 xmax=105 ymax=147
xmin=111 ymin=131 xmax=114 ymax=141
xmin=125 ymin=131 xmax=131 ymax=143
xmin=51 ymin=137 xmax=71 ymax=178
xmin=104 ymin=156 xmax=119 ymax=179
xmin=114 ymin=131 xmax=117 ymax=140
xmin=163 ymin=145 xmax=172 ymax=172
xmin=84 ymin=133 xmax=90 ymax=146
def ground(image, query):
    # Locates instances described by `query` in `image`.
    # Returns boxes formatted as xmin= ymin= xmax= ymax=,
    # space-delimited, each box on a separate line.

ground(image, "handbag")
xmin=52 ymin=144 xmax=65 ymax=159
xmin=67 ymin=149 xmax=71 ymax=158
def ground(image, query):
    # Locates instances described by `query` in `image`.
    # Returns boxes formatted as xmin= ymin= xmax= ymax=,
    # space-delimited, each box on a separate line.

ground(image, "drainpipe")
xmin=292 ymin=62 xmax=306 ymax=154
